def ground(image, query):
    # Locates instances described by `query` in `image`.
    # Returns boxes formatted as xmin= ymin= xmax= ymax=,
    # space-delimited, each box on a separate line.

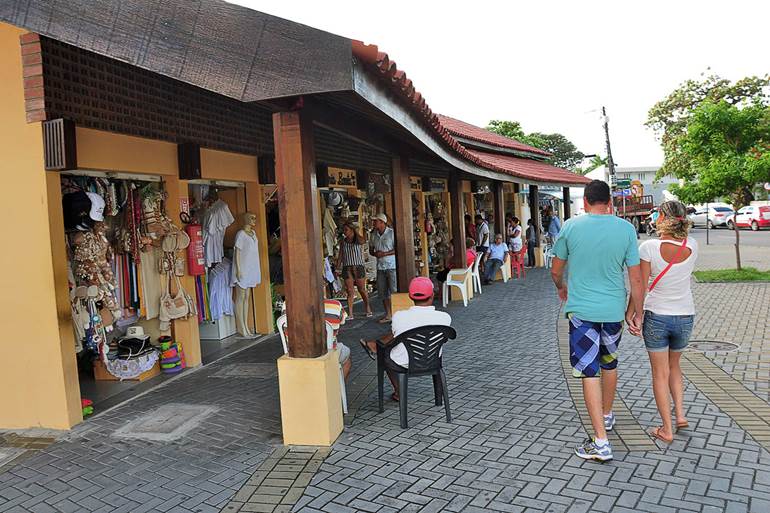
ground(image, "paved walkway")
xmin=2 ymin=265 xmax=770 ymax=512
xmin=281 ymin=271 xmax=770 ymax=513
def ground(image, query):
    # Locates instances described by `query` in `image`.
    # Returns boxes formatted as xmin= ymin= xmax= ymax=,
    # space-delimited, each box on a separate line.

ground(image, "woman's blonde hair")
xmin=657 ymin=200 xmax=689 ymax=239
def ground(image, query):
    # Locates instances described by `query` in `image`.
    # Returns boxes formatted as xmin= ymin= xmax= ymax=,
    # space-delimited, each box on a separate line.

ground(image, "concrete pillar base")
xmin=277 ymin=350 xmax=343 ymax=446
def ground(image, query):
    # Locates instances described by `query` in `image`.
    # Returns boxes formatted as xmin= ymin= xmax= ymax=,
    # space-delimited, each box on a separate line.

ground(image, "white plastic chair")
xmin=276 ymin=314 xmax=348 ymax=414
xmin=543 ymin=244 xmax=554 ymax=269
xmin=497 ymin=253 xmax=511 ymax=283
xmin=470 ymin=254 xmax=483 ymax=294
xmin=442 ymin=268 xmax=470 ymax=308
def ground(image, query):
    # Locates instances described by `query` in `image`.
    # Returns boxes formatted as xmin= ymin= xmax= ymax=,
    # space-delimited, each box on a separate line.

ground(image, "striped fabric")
xmin=339 ymin=239 xmax=365 ymax=267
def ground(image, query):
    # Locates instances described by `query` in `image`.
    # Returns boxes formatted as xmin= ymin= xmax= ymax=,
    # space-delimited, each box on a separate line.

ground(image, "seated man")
xmin=482 ymin=234 xmax=509 ymax=284
xmin=359 ymin=277 xmax=451 ymax=401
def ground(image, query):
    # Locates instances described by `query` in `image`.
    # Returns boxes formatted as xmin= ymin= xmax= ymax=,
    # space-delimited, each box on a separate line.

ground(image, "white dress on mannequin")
xmin=230 ymin=230 xmax=261 ymax=288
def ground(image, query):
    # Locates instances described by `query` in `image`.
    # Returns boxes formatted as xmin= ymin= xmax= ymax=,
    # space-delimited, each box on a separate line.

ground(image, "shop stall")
xmin=60 ymin=170 xmax=193 ymax=406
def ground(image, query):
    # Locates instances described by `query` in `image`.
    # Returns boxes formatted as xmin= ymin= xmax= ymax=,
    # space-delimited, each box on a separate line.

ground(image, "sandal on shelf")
xmin=676 ymin=420 xmax=689 ymax=431
xmin=649 ymin=426 xmax=674 ymax=444
xmin=358 ymin=339 xmax=376 ymax=360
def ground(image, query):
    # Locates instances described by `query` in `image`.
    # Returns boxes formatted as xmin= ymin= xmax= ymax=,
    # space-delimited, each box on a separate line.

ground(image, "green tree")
xmin=646 ymin=73 xmax=770 ymax=179
xmin=579 ymin=155 xmax=608 ymax=176
xmin=486 ymin=120 xmax=585 ymax=171
xmin=486 ymin=120 xmax=528 ymax=141
xmin=671 ymin=100 xmax=770 ymax=269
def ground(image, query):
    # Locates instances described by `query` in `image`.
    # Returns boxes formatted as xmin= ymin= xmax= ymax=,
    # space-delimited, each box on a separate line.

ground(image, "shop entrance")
xmin=61 ymin=170 xmax=195 ymax=413
xmin=186 ymin=181 xmax=264 ymax=361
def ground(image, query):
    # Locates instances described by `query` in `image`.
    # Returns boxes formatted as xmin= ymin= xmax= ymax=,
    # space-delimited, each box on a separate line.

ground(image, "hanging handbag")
xmin=159 ymin=271 xmax=193 ymax=321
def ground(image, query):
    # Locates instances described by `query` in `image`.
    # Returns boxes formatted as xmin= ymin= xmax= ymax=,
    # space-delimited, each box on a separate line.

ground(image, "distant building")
xmin=586 ymin=166 xmax=677 ymax=205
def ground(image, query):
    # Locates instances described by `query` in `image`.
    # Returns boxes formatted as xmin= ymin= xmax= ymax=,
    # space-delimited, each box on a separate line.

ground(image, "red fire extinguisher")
xmin=185 ymin=223 xmax=205 ymax=276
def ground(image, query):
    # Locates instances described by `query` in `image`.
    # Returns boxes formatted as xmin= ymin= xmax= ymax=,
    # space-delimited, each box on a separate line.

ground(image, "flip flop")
xmin=366 ymin=311 xmax=373 ymax=318
xmin=649 ymin=426 xmax=674 ymax=444
xmin=676 ymin=420 xmax=689 ymax=431
xmin=358 ymin=339 xmax=376 ymax=360
xmin=377 ymin=317 xmax=391 ymax=324
xmin=391 ymin=392 xmax=399 ymax=402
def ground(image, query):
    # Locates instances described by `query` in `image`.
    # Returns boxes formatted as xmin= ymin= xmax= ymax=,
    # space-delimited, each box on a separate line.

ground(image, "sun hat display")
xmin=326 ymin=191 xmax=344 ymax=207
xmin=86 ymin=192 xmax=106 ymax=222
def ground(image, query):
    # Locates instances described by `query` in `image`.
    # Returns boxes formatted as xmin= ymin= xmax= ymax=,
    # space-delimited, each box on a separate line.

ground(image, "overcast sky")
xmin=233 ymin=0 xmax=768 ymax=168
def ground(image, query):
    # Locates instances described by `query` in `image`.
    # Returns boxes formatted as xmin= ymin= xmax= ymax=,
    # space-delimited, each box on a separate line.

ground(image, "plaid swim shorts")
xmin=568 ymin=315 xmax=622 ymax=378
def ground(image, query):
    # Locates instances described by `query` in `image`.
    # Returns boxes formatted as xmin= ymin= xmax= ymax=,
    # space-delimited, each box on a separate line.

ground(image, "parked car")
xmin=726 ymin=205 xmax=770 ymax=231
xmin=688 ymin=206 xmax=734 ymax=228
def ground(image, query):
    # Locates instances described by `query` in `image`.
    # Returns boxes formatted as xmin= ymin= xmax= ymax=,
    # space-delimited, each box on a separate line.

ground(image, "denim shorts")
xmin=643 ymin=311 xmax=694 ymax=353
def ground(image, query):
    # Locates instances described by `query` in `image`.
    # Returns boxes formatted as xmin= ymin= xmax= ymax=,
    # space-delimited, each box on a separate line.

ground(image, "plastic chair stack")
xmin=511 ymin=243 xmax=527 ymax=279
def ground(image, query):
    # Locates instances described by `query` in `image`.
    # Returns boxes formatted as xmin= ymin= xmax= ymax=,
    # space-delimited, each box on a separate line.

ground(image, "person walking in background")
xmin=482 ymin=234 xmax=509 ymax=285
xmin=525 ymin=219 xmax=538 ymax=267
xmin=550 ymin=180 xmax=645 ymax=462
xmin=370 ymin=213 xmax=397 ymax=324
xmin=475 ymin=214 xmax=490 ymax=253
xmin=545 ymin=205 xmax=561 ymax=243
xmin=336 ymin=222 xmax=373 ymax=319
xmin=627 ymin=200 xmax=698 ymax=444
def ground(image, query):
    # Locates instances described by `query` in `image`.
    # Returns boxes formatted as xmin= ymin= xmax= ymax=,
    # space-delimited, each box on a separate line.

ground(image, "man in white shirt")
xmin=359 ymin=277 xmax=451 ymax=400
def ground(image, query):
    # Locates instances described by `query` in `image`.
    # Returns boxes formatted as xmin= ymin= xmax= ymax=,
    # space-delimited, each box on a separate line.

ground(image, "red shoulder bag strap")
xmin=648 ymin=238 xmax=688 ymax=292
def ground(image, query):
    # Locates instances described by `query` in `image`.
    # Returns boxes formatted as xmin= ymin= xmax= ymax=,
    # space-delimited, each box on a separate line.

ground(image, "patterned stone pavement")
xmin=2 ymin=260 xmax=770 ymax=512
xmin=289 ymin=270 xmax=770 ymax=513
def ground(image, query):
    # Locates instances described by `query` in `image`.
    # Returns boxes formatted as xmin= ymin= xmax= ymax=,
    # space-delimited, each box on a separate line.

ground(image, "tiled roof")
xmin=436 ymin=114 xmax=551 ymax=157
xmin=351 ymin=40 xmax=588 ymax=186
xmin=466 ymin=149 xmax=591 ymax=185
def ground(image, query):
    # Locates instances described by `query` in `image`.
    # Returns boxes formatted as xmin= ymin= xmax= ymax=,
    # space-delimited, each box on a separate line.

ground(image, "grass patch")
xmin=694 ymin=267 xmax=770 ymax=282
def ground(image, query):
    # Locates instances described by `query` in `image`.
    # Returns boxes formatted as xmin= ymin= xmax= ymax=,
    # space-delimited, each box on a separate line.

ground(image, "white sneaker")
xmin=604 ymin=412 xmax=616 ymax=431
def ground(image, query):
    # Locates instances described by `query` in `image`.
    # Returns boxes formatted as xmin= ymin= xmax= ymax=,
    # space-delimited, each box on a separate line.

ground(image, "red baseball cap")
xmin=408 ymin=277 xmax=434 ymax=300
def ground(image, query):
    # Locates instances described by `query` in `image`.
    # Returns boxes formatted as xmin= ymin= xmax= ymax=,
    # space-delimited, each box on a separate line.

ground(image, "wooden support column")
xmin=448 ymin=175 xmax=467 ymax=268
xmin=563 ymin=187 xmax=571 ymax=220
xmin=273 ymin=111 xmax=325 ymax=358
xmin=164 ymin=175 xmax=203 ymax=367
xmin=493 ymin=181 xmax=505 ymax=237
xmin=529 ymin=184 xmax=543 ymax=267
xmin=391 ymin=156 xmax=414 ymax=292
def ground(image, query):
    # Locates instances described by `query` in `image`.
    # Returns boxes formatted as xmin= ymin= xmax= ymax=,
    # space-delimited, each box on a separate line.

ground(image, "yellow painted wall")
xmin=201 ymin=149 xmax=258 ymax=182
xmin=76 ymin=128 xmax=176 ymax=175
xmin=0 ymin=23 xmax=81 ymax=429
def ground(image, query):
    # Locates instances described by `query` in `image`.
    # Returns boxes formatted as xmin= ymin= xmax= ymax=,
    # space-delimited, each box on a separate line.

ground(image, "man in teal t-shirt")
xmin=551 ymin=180 xmax=644 ymax=462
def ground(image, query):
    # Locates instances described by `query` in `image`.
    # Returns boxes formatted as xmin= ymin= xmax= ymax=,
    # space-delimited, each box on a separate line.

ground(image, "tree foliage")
xmin=487 ymin=120 xmax=585 ymax=171
xmin=646 ymin=73 xmax=770 ymax=179
xmin=670 ymin=100 xmax=770 ymax=209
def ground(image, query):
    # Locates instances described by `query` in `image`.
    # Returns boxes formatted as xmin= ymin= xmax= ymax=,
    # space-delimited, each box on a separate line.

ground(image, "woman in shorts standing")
xmin=337 ymin=223 xmax=373 ymax=319
xmin=627 ymin=200 xmax=698 ymax=444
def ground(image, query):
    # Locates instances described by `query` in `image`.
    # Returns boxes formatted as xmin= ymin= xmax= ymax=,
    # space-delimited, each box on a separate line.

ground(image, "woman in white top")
xmin=627 ymin=200 xmax=698 ymax=444
xmin=506 ymin=215 xmax=523 ymax=253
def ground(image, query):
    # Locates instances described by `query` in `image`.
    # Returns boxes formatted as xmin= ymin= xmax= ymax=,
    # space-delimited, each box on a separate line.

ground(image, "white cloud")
xmin=231 ymin=0 xmax=769 ymax=166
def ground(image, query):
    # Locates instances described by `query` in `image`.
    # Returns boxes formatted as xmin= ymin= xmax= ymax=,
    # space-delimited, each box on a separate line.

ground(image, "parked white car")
xmin=688 ymin=206 xmax=734 ymax=228
xmin=726 ymin=205 xmax=770 ymax=231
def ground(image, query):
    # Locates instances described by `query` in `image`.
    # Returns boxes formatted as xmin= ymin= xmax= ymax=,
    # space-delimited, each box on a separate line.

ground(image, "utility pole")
xmin=602 ymin=106 xmax=616 ymax=178
xmin=602 ymin=106 xmax=618 ymax=215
